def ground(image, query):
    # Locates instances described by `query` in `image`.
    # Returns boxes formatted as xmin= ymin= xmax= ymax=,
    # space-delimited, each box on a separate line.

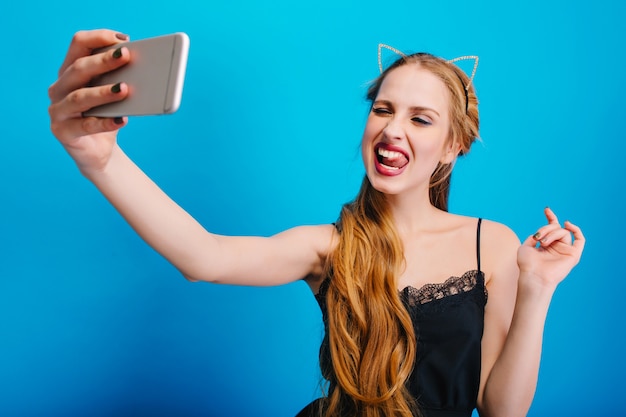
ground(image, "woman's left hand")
xmin=517 ymin=207 xmax=585 ymax=289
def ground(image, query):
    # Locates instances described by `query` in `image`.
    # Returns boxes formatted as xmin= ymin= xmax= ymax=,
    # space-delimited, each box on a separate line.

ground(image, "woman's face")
xmin=361 ymin=63 xmax=457 ymax=197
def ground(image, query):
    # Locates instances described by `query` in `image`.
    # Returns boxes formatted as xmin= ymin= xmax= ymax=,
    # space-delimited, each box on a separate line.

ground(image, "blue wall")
xmin=1 ymin=0 xmax=624 ymax=415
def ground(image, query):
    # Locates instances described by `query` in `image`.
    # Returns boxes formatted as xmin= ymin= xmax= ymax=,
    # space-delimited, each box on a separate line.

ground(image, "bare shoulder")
xmin=437 ymin=213 xmax=516 ymax=242
xmin=479 ymin=219 xmax=520 ymax=247
xmin=478 ymin=219 xmax=521 ymax=286
xmin=433 ymin=212 xmax=519 ymax=250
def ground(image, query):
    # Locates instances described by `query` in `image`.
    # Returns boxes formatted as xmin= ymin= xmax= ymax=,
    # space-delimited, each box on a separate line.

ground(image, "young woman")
xmin=48 ymin=30 xmax=585 ymax=417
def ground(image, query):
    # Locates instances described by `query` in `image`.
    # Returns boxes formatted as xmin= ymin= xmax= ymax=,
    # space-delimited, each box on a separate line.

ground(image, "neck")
xmin=386 ymin=188 xmax=445 ymax=235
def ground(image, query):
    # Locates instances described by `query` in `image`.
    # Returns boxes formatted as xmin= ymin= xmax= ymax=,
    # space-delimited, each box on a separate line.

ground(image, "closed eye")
xmin=372 ymin=107 xmax=392 ymax=115
xmin=412 ymin=116 xmax=431 ymax=125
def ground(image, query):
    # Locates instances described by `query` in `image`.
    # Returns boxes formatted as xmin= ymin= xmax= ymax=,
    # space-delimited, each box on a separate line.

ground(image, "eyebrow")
xmin=373 ymin=100 xmax=440 ymax=117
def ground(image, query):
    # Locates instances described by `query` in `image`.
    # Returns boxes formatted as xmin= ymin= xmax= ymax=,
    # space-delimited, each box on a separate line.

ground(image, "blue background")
xmin=1 ymin=0 xmax=624 ymax=416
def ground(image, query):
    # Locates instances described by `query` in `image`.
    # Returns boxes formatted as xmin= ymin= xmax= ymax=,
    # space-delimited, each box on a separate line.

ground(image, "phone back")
xmin=85 ymin=33 xmax=189 ymax=117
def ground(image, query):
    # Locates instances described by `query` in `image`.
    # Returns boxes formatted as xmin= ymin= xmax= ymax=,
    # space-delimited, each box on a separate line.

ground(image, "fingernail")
xmin=111 ymin=83 xmax=122 ymax=93
xmin=112 ymin=47 xmax=123 ymax=59
xmin=533 ymin=232 xmax=541 ymax=240
xmin=115 ymin=33 xmax=129 ymax=41
xmin=113 ymin=117 xmax=124 ymax=125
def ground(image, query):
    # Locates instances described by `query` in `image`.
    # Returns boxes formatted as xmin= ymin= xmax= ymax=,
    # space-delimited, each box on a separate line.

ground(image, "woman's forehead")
xmin=376 ymin=64 xmax=449 ymax=112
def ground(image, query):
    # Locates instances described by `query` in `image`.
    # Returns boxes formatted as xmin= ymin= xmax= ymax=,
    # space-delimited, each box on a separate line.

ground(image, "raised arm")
xmin=477 ymin=209 xmax=585 ymax=416
xmin=48 ymin=30 xmax=334 ymax=286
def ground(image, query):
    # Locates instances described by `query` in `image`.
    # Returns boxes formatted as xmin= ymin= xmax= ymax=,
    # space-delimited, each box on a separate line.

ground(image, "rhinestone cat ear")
xmin=447 ymin=55 xmax=479 ymax=89
xmin=377 ymin=44 xmax=479 ymax=89
xmin=377 ymin=43 xmax=406 ymax=73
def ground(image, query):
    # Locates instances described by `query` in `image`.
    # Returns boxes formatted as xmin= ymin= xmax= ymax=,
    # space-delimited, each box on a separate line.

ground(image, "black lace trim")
xmin=401 ymin=270 xmax=487 ymax=307
xmin=316 ymin=270 xmax=487 ymax=306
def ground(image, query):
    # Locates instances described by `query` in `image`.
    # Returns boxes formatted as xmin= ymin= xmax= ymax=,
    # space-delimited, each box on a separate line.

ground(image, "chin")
xmin=366 ymin=174 xmax=405 ymax=196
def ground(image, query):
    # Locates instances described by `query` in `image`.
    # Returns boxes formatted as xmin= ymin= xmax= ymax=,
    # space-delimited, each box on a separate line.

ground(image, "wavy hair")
xmin=319 ymin=53 xmax=480 ymax=417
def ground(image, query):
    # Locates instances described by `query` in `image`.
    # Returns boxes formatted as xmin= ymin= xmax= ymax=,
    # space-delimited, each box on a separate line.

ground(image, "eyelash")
xmin=372 ymin=107 xmax=391 ymax=115
xmin=372 ymin=107 xmax=431 ymax=125
xmin=412 ymin=117 xmax=431 ymax=126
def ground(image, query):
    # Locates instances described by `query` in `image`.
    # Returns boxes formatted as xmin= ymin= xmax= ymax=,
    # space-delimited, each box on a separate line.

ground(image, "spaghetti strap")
xmin=476 ymin=218 xmax=482 ymax=272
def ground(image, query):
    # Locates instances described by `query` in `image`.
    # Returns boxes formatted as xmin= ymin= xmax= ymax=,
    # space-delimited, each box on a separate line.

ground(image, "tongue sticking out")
xmin=378 ymin=151 xmax=409 ymax=168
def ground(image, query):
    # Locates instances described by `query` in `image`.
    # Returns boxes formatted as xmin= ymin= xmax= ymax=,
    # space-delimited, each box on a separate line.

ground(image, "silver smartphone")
xmin=84 ymin=33 xmax=190 ymax=117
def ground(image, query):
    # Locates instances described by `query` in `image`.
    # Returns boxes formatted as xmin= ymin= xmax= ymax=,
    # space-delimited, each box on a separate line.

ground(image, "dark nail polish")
xmin=111 ymin=83 xmax=122 ymax=93
xmin=113 ymin=117 xmax=124 ymax=125
xmin=115 ymin=33 xmax=129 ymax=41
xmin=112 ymin=47 xmax=123 ymax=59
xmin=533 ymin=232 xmax=541 ymax=240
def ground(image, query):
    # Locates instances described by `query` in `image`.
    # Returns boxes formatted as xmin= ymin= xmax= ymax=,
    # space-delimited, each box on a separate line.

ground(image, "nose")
xmin=382 ymin=117 xmax=405 ymax=141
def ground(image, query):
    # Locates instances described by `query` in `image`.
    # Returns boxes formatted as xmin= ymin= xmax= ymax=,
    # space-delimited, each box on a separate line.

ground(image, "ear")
xmin=440 ymin=141 xmax=462 ymax=165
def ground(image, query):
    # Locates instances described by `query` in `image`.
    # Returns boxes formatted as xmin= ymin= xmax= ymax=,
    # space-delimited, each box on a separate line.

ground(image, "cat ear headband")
xmin=377 ymin=43 xmax=479 ymax=113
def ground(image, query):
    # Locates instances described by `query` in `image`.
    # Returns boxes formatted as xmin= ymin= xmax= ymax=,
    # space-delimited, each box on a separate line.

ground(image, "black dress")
xmin=297 ymin=219 xmax=487 ymax=417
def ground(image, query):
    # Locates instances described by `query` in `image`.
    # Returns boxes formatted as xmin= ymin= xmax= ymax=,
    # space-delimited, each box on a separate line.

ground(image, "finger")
xmin=50 ymin=82 xmax=129 ymax=144
xmin=564 ymin=221 xmax=586 ymax=251
xmin=532 ymin=223 xmax=562 ymax=242
xmin=58 ymin=30 xmax=129 ymax=76
xmin=49 ymin=46 xmax=131 ymax=104
xmin=544 ymin=207 xmax=560 ymax=225
xmin=49 ymin=82 xmax=129 ymax=124
xmin=537 ymin=228 xmax=572 ymax=247
xmin=53 ymin=115 xmax=127 ymax=144
xmin=544 ymin=240 xmax=579 ymax=257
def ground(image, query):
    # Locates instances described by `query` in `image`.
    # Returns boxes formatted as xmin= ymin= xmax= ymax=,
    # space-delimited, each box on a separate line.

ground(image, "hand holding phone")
xmin=84 ymin=33 xmax=190 ymax=117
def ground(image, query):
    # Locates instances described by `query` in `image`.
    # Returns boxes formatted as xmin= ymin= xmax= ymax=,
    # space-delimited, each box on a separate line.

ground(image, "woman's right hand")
xmin=48 ymin=29 xmax=132 ymax=176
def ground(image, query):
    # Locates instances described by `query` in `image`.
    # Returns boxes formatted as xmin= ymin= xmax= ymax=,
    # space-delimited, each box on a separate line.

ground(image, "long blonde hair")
xmin=319 ymin=53 xmax=480 ymax=417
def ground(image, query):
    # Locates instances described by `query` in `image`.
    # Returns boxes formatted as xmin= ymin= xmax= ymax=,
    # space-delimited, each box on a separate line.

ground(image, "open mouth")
xmin=375 ymin=143 xmax=409 ymax=171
